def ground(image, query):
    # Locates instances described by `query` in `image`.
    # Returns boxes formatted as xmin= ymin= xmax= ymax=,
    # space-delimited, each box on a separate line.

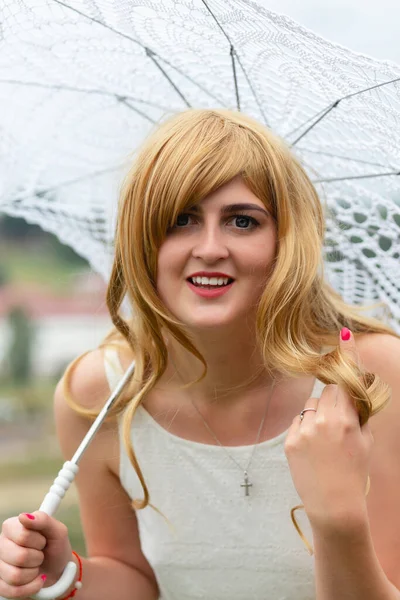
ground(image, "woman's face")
xmin=156 ymin=175 xmax=277 ymax=331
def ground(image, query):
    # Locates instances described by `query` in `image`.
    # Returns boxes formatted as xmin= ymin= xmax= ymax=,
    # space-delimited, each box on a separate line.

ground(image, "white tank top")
xmin=104 ymin=347 xmax=325 ymax=600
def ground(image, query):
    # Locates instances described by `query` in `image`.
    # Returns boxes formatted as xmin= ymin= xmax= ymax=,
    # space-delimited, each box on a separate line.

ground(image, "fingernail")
xmin=341 ymin=327 xmax=351 ymax=341
xmin=41 ymin=575 xmax=47 ymax=582
xmin=24 ymin=513 xmax=35 ymax=520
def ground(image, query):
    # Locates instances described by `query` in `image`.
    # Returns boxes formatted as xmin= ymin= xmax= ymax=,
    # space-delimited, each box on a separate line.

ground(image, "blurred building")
xmin=0 ymin=272 xmax=112 ymax=378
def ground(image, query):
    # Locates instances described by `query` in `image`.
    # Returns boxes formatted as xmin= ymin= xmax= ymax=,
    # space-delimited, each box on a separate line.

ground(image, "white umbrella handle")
xmin=32 ymin=461 xmax=80 ymax=600
xmin=0 ymin=360 xmax=136 ymax=600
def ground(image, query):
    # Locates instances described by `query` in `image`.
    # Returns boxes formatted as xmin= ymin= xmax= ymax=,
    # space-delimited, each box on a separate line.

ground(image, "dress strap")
xmin=103 ymin=346 xmax=125 ymax=392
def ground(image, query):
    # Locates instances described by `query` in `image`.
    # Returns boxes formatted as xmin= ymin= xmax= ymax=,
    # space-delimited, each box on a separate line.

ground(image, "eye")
xmin=166 ymin=213 xmax=195 ymax=233
xmin=175 ymin=213 xmax=193 ymax=227
xmin=230 ymin=214 xmax=260 ymax=230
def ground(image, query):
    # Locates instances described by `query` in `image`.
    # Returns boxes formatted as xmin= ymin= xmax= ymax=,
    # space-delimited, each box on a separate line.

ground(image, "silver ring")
xmin=299 ymin=408 xmax=317 ymax=421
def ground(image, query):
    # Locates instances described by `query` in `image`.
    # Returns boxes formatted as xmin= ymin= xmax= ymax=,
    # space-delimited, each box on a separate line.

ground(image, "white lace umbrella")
xmin=1 ymin=0 xmax=400 ymax=330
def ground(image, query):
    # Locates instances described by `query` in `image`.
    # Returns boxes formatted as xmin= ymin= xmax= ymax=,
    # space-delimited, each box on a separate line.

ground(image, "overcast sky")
xmin=261 ymin=0 xmax=400 ymax=64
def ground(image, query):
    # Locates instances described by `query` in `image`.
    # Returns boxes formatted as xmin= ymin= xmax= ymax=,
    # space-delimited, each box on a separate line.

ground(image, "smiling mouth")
xmin=187 ymin=277 xmax=235 ymax=288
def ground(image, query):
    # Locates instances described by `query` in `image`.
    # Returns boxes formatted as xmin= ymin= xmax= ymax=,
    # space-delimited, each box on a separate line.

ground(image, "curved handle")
xmin=33 ymin=561 xmax=78 ymax=600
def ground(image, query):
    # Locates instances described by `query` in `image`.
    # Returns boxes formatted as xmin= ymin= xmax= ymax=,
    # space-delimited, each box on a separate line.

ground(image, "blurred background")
xmin=1 ymin=0 xmax=400 ymax=555
xmin=0 ymin=215 xmax=111 ymax=552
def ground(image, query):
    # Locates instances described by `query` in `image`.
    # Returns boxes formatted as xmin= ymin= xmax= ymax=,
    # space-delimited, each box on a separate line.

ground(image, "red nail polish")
xmin=41 ymin=575 xmax=47 ymax=582
xmin=341 ymin=327 xmax=351 ymax=341
xmin=24 ymin=513 xmax=35 ymax=520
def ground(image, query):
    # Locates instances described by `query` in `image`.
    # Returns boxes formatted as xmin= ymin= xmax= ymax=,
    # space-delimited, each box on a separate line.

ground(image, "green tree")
xmin=0 ymin=214 xmax=43 ymax=241
xmin=7 ymin=306 xmax=34 ymax=386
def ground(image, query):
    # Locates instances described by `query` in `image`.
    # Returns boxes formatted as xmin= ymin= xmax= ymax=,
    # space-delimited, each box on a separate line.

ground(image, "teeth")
xmin=191 ymin=276 xmax=230 ymax=286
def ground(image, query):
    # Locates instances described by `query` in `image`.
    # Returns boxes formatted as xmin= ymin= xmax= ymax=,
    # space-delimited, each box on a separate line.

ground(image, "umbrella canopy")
xmin=0 ymin=0 xmax=399 ymax=330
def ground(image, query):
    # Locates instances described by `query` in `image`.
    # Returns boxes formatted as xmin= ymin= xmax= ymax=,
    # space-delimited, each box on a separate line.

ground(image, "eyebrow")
xmin=189 ymin=203 xmax=270 ymax=216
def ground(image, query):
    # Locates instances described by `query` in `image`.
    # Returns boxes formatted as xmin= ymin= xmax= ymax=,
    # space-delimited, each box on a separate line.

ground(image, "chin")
xmin=180 ymin=311 xmax=247 ymax=332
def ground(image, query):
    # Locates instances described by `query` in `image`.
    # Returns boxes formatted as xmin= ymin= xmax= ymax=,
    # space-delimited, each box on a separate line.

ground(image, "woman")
xmin=1 ymin=108 xmax=400 ymax=600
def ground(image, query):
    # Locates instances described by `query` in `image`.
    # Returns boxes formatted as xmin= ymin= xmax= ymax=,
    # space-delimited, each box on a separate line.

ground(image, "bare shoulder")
xmin=354 ymin=331 xmax=400 ymax=437
xmin=55 ymin=346 xmax=124 ymax=409
xmin=54 ymin=343 xmax=135 ymax=412
xmin=354 ymin=332 xmax=400 ymax=588
xmin=355 ymin=331 xmax=400 ymax=381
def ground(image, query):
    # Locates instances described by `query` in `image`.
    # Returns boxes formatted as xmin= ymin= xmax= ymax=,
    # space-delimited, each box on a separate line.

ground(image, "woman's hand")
xmin=0 ymin=511 xmax=73 ymax=599
xmin=284 ymin=328 xmax=374 ymax=532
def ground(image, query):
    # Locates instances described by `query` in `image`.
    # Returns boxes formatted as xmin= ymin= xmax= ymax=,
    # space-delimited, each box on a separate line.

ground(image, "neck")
xmin=159 ymin=325 xmax=278 ymax=404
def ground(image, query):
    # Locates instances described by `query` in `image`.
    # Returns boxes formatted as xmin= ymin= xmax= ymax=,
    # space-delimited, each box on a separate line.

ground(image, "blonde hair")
xmin=64 ymin=108 xmax=398 ymax=552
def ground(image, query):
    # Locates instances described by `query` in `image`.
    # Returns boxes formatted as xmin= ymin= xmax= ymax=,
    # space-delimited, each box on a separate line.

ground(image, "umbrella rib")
xmin=342 ymin=76 xmax=400 ymax=101
xmin=52 ymin=0 xmax=144 ymax=48
xmin=200 ymin=0 xmax=240 ymax=111
xmin=119 ymin=99 xmax=157 ymax=124
xmin=8 ymin=165 xmax=128 ymax=205
xmin=0 ymin=80 xmax=170 ymax=124
xmin=142 ymin=55 xmax=227 ymax=106
xmin=200 ymin=0 xmax=231 ymax=44
xmin=283 ymin=106 xmax=331 ymax=139
xmin=289 ymin=101 xmax=339 ymax=146
xmin=230 ymin=46 xmax=241 ymax=111
xmin=289 ymin=76 xmax=400 ymax=145
xmin=200 ymin=0 xmax=268 ymax=123
xmin=52 ymin=0 xmax=189 ymax=106
xmin=298 ymin=148 xmax=397 ymax=170
xmin=145 ymin=49 xmax=191 ymax=108
xmin=0 ymin=79 xmax=172 ymax=113
xmin=313 ymin=171 xmax=400 ymax=183
xmin=232 ymin=51 xmax=270 ymax=126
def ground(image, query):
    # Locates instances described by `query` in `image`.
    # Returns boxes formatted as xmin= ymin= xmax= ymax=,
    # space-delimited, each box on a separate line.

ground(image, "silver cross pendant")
xmin=240 ymin=471 xmax=253 ymax=496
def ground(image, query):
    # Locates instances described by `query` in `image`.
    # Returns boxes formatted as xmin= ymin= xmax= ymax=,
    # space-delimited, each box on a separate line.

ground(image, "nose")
xmin=191 ymin=222 xmax=229 ymax=263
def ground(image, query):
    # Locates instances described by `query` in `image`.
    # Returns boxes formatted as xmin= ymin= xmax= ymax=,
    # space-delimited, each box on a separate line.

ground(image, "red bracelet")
xmin=59 ymin=552 xmax=83 ymax=600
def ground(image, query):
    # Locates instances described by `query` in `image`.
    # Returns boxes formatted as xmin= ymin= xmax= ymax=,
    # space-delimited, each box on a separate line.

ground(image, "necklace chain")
xmin=191 ymin=378 xmax=276 ymax=493
xmin=168 ymin=348 xmax=277 ymax=496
